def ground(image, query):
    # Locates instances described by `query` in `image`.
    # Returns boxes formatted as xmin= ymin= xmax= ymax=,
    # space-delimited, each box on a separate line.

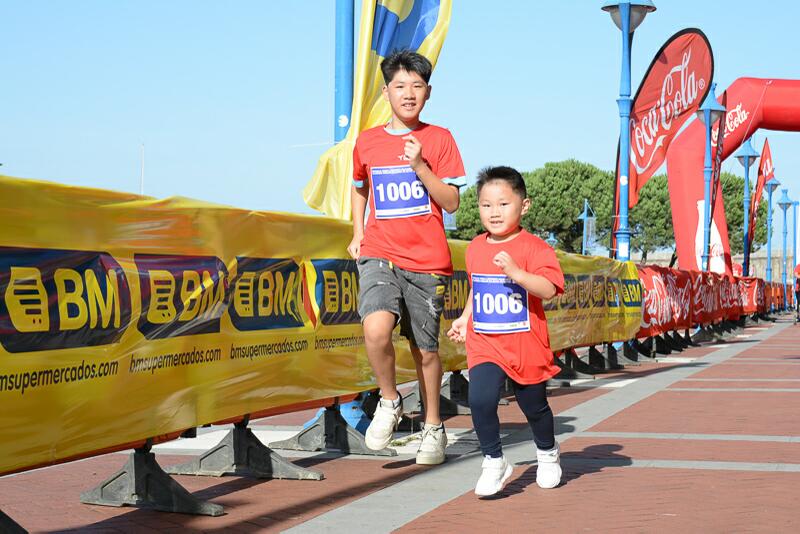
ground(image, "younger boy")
xmin=348 ymin=50 xmax=466 ymax=464
xmin=448 ymin=166 xmax=564 ymax=496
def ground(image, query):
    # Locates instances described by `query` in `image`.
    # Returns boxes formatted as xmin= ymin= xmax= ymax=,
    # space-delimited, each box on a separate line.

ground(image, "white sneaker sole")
xmin=416 ymin=451 xmax=446 ymax=465
xmin=475 ymin=462 xmax=514 ymax=496
xmin=364 ymin=431 xmax=393 ymax=451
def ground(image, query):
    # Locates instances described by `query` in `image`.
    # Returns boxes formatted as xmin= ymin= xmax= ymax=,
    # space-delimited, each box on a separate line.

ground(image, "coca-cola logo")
xmin=666 ymin=272 xmax=691 ymax=323
xmin=711 ymin=103 xmax=750 ymax=147
xmin=641 ymin=272 xmax=672 ymax=329
xmin=631 ymin=50 xmax=704 ymax=173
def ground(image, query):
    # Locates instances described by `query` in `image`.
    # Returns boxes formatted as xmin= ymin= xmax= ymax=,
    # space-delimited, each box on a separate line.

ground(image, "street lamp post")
xmin=793 ymin=200 xmax=798 ymax=313
xmin=778 ymin=189 xmax=792 ymax=311
xmin=765 ymin=179 xmax=780 ymax=312
xmin=695 ymin=84 xmax=726 ymax=271
xmin=546 ymin=232 xmax=558 ymax=248
xmin=577 ymin=199 xmax=596 ymax=255
xmin=735 ymin=138 xmax=760 ymax=275
xmin=601 ymin=0 xmax=656 ymax=262
xmin=334 ymin=0 xmax=354 ymax=143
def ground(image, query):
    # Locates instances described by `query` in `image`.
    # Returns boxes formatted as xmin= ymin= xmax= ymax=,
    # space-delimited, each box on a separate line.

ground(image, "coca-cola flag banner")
xmin=746 ymin=138 xmax=774 ymax=262
xmin=612 ymin=28 xmax=713 ymax=249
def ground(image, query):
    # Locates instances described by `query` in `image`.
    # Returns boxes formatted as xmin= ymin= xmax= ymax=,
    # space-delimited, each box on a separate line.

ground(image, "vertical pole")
xmin=702 ymin=109 xmax=713 ymax=271
xmin=793 ymin=201 xmax=798 ymax=311
xmin=334 ymin=0 xmax=355 ymax=143
xmin=782 ymin=197 xmax=788 ymax=311
xmin=767 ymin=186 xmax=774 ymax=283
xmin=582 ymin=198 xmax=588 ymax=255
xmin=742 ymin=158 xmax=752 ymax=275
xmin=615 ymin=2 xmax=632 ymax=261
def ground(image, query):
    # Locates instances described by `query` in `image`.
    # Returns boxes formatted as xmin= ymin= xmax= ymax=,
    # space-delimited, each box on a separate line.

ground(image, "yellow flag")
xmin=302 ymin=0 xmax=453 ymax=219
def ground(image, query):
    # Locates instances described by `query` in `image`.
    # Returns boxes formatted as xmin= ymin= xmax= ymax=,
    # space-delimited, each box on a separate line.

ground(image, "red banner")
xmin=612 ymin=29 xmax=713 ymax=253
xmin=737 ymin=277 xmax=761 ymax=314
xmin=747 ymin=139 xmax=774 ymax=261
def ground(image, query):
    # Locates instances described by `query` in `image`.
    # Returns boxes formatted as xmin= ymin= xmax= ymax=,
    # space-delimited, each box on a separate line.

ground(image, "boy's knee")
xmin=414 ymin=349 xmax=440 ymax=366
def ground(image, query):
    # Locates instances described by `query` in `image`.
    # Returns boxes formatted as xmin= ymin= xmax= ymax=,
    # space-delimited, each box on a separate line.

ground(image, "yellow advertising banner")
xmin=544 ymin=252 xmax=642 ymax=351
xmin=0 ymin=175 xmax=638 ymax=476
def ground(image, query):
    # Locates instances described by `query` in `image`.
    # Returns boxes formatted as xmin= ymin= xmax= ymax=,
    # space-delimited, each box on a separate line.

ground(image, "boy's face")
xmin=382 ymin=69 xmax=431 ymax=124
xmin=478 ymin=181 xmax=530 ymax=239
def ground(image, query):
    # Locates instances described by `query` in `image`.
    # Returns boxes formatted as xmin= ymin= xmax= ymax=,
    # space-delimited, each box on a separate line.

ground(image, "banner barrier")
xmin=0 ymin=175 xmax=774 ymax=477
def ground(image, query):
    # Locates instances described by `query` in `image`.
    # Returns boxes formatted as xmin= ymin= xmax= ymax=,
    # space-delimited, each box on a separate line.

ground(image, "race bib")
xmin=471 ymin=273 xmax=530 ymax=334
xmin=371 ymin=165 xmax=431 ymax=219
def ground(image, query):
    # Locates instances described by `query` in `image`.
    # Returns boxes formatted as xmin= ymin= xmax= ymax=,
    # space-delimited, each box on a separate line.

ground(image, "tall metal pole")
xmin=793 ymin=201 xmax=798 ymax=311
xmin=581 ymin=198 xmax=589 ymax=255
xmin=781 ymin=196 xmax=789 ymax=311
xmin=614 ymin=2 xmax=633 ymax=261
xmin=766 ymin=186 xmax=776 ymax=283
xmin=742 ymin=158 xmax=753 ymax=275
xmin=334 ymin=0 xmax=354 ymax=143
xmin=702 ymin=108 xmax=713 ymax=271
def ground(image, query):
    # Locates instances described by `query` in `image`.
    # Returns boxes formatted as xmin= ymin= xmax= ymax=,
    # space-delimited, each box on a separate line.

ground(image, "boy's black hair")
xmin=380 ymin=50 xmax=433 ymax=84
xmin=476 ymin=166 xmax=528 ymax=199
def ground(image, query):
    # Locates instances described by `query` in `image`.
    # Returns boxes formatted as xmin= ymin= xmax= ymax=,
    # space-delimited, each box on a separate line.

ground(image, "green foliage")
xmin=447 ymin=162 xmax=767 ymax=259
xmin=629 ymin=174 xmax=674 ymax=258
xmin=719 ymin=172 xmax=768 ymax=255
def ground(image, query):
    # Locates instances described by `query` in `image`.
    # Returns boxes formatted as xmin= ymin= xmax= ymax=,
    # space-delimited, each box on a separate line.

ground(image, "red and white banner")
xmin=612 ymin=29 xmax=713 ymax=251
xmin=746 ymin=139 xmax=774 ymax=262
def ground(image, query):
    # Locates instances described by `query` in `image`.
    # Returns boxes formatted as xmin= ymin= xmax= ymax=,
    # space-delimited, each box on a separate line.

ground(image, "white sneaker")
xmin=416 ymin=423 xmax=447 ymax=465
xmin=364 ymin=396 xmax=402 ymax=450
xmin=474 ymin=455 xmax=513 ymax=496
xmin=536 ymin=442 xmax=562 ymax=489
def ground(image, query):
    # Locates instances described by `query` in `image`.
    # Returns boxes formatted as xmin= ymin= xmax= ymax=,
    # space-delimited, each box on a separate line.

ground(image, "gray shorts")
xmin=357 ymin=256 xmax=449 ymax=352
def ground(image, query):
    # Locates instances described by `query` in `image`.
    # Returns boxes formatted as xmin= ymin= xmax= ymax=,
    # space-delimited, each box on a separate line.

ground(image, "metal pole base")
xmin=654 ymin=335 xmax=672 ymax=355
xmin=80 ymin=444 xmax=223 ymax=516
xmin=683 ymin=329 xmax=699 ymax=346
xmin=608 ymin=342 xmax=640 ymax=366
xmin=589 ymin=345 xmax=623 ymax=371
xmin=632 ymin=338 xmax=654 ymax=359
xmin=0 ymin=510 xmax=27 ymax=534
xmin=164 ymin=419 xmax=322 ymax=480
xmin=268 ymin=406 xmax=397 ymax=457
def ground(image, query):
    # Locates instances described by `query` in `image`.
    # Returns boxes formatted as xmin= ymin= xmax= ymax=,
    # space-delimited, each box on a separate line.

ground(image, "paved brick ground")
xmin=2 ymin=317 xmax=799 ymax=532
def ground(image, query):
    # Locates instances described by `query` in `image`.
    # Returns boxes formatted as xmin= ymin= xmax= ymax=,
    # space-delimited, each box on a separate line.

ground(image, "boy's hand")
xmin=493 ymin=251 xmax=522 ymax=279
xmin=402 ymin=134 xmax=425 ymax=171
xmin=347 ymin=234 xmax=362 ymax=259
xmin=447 ymin=316 xmax=468 ymax=343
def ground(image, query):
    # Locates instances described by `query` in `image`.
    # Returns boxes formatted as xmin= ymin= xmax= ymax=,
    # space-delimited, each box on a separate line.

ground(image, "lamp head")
xmin=778 ymin=188 xmax=792 ymax=210
xmin=735 ymin=137 xmax=760 ymax=168
xmin=601 ymin=0 xmax=656 ymax=32
xmin=695 ymin=83 xmax=726 ymax=125
xmin=765 ymin=179 xmax=780 ymax=195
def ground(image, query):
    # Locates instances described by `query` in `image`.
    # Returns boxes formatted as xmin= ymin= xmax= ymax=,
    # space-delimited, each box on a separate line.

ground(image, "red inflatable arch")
xmin=666 ymin=78 xmax=800 ymax=274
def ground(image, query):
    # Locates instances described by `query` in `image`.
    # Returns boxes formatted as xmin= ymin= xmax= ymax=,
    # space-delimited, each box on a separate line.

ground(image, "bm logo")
xmin=0 ymin=247 xmax=131 ymax=353
xmin=135 ymin=254 xmax=229 ymax=339
xmin=228 ymin=257 xmax=305 ymax=330
xmin=443 ymin=271 xmax=468 ymax=320
xmin=312 ymin=259 xmax=360 ymax=325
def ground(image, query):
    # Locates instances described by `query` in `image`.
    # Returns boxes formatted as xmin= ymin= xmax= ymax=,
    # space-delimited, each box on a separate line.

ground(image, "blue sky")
xmin=2 ymin=1 xmax=799 ymax=246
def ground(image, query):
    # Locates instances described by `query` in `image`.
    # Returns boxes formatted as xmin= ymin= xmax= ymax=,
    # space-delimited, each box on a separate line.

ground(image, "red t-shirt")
xmin=465 ymin=230 xmax=565 ymax=384
xmin=353 ymin=123 xmax=465 ymax=275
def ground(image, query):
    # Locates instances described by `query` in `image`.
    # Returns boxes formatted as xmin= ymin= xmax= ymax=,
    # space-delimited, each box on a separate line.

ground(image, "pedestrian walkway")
xmin=1 ymin=318 xmax=799 ymax=532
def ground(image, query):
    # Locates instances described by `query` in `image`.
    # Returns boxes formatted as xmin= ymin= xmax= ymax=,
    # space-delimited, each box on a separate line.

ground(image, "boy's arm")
xmin=348 ymin=184 xmax=369 ymax=259
xmin=403 ymin=134 xmax=460 ymax=213
xmin=493 ymin=251 xmax=558 ymax=300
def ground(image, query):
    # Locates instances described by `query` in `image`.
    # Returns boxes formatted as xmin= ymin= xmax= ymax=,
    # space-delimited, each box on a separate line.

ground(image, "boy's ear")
xmin=382 ymin=84 xmax=389 ymax=102
xmin=426 ymin=84 xmax=432 ymax=101
xmin=521 ymin=198 xmax=531 ymax=215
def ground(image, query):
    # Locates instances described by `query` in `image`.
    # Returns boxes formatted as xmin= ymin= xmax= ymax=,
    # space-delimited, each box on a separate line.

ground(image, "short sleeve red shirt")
xmin=465 ymin=230 xmax=565 ymax=384
xmin=353 ymin=123 xmax=465 ymax=275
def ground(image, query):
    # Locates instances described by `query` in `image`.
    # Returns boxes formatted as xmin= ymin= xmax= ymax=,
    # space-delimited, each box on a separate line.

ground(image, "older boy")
xmin=348 ymin=50 xmax=465 ymax=464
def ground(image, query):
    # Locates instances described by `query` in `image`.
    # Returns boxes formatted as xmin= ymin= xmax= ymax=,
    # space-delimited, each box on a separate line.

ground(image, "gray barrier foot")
xmin=654 ymin=335 xmax=672 ymax=355
xmin=402 ymin=381 xmax=471 ymax=416
xmin=0 ymin=509 xmax=27 ymax=534
xmin=268 ymin=406 xmax=396 ymax=457
xmin=565 ymin=349 xmax=601 ymax=375
xmin=588 ymin=345 xmax=623 ymax=371
xmin=80 ymin=444 xmax=223 ymax=516
xmin=440 ymin=371 xmax=472 ymax=415
xmin=164 ymin=419 xmax=323 ymax=480
xmin=690 ymin=326 xmax=714 ymax=344
xmin=664 ymin=332 xmax=684 ymax=352
xmin=671 ymin=331 xmax=690 ymax=349
xmin=553 ymin=351 xmax=595 ymax=380
xmin=363 ymin=390 xmax=422 ymax=432
xmin=607 ymin=343 xmax=640 ymax=366
xmin=684 ymin=329 xmax=699 ymax=346
xmin=633 ymin=338 xmax=654 ymax=358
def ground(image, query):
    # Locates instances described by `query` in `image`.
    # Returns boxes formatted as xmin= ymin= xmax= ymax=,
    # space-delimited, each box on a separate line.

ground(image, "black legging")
xmin=468 ymin=362 xmax=555 ymax=458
